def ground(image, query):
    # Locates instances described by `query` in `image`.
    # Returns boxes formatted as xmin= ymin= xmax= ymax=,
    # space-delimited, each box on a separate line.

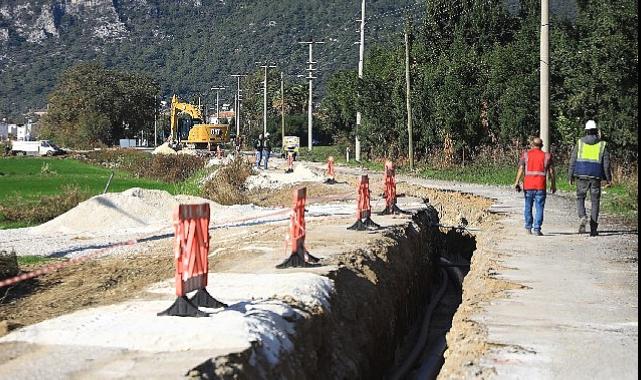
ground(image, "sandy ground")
xmin=0 ymin=158 xmax=429 ymax=378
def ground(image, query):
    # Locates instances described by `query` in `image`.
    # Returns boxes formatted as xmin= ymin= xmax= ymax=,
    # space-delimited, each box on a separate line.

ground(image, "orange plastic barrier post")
xmin=347 ymin=175 xmax=381 ymax=230
xmin=285 ymin=152 xmax=294 ymax=173
xmin=380 ymin=160 xmax=406 ymax=215
xmin=277 ymin=187 xmax=321 ymax=268
xmin=158 ymin=203 xmax=227 ymax=317
xmin=324 ymin=156 xmax=337 ymax=184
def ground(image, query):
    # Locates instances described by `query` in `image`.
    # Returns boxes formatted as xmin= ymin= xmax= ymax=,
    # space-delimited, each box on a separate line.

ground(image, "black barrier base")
xmin=157 ymin=296 xmax=209 ymax=317
xmin=190 ymin=288 xmax=227 ymax=309
xmin=305 ymin=251 xmax=320 ymax=263
xmin=324 ymin=178 xmax=337 ymax=185
xmin=276 ymin=251 xmax=321 ymax=269
xmin=347 ymin=219 xmax=368 ymax=231
xmin=285 ymin=168 xmax=294 ymax=174
xmin=348 ymin=217 xmax=381 ymax=231
xmin=379 ymin=204 xmax=410 ymax=215
xmin=363 ymin=217 xmax=381 ymax=229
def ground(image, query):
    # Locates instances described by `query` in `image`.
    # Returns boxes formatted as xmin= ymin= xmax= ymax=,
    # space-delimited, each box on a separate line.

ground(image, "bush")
xmin=202 ymin=157 xmax=253 ymax=205
xmin=0 ymin=185 xmax=89 ymax=224
xmin=76 ymin=149 xmax=206 ymax=183
xmin=0 ymin=140 xmax=11 ymax=157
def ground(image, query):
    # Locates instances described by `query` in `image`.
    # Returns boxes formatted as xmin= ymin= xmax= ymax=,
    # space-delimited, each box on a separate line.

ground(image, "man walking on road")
xmin=254 ymin=134 xmax=263 ymax=168
xmin=513 ymin=137 xmax=557 ymax=236
xmin=262 ymin=132 xmax=272 ymax=170
xmin=569 ymin=120 xmax=612 ymax=236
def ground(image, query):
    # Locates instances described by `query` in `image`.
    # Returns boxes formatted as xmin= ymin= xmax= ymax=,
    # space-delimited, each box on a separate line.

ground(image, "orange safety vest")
xmin=523 ymin=148 xmax=550 ymax=191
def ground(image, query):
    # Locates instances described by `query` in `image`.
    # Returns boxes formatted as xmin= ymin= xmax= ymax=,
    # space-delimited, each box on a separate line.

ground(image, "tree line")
xmin=320 ymin=0 xmax=637 ymax=162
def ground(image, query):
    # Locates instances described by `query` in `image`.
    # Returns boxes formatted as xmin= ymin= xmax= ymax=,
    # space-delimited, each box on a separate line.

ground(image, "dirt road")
xmin=397 ymin=174 xmax=638 ymax=379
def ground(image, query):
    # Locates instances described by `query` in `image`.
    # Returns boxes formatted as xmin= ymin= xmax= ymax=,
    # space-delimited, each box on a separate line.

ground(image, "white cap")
xmin=265 ymin=132 xmax=270 ymax=137
xmin=585 ymin=120 xmax=597 ymax=130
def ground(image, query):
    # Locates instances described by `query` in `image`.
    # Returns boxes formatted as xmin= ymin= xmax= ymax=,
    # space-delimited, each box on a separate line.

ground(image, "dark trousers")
xmin=576 ymin=178 xmax=602 ymax=222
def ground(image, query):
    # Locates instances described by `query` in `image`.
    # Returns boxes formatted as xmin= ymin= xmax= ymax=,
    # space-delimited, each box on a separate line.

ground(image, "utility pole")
xmin=405 ymin=27 xmax=414 ymax=171
xmin=256 ymin=62 xmax=277 ymax=136
xmin=210 ymin=86 xmax=225 ymax=123
xmin=299 ymin=39 xmax=324 ymax=151
xmin=355 ymin=0 xmax=366 ymax=161
xmin=281 ymin=72 xmax=286 ymax=145
xmin=154 ymin=95 xmax=158 ymax=147
xmin=540 ymin=0 xmax=549 ymax=152
xmin=231 ymin=74 xmax=246 ymax=137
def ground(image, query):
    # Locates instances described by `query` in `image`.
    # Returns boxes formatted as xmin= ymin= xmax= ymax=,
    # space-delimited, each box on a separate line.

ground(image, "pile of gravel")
xmin=245 ymin=163 xmax=322 ymax=190
xmin=32 ymin=188 xmax=216 ymax=235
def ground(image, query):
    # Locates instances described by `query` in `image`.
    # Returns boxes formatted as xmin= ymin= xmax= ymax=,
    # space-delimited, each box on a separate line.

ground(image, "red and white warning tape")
xmin=0 ymin=239 xmax=138 ymax=288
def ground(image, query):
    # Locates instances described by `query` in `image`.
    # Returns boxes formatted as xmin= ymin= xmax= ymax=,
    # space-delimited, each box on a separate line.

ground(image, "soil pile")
xmin=32 ymin=188 xmax=216 ymax=234
xmin=151 ymin=143 xmax=177 ymax=155
xmin=245 ymin=163 xmax=322 ymax=190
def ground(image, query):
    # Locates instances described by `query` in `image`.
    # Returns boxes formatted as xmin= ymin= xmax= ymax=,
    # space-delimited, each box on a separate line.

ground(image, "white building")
xmin=16 ymin=120 xmax=35 ymax=141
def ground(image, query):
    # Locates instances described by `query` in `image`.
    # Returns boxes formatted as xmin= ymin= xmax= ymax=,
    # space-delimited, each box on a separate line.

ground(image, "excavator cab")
xmin=169 ymin=95 xmax=230 ymax=150
xmin=177 ymin=117 xmax=198 ymax=141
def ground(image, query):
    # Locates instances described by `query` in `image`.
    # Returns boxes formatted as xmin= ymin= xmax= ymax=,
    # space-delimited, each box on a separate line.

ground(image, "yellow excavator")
xmin=169 ymin=95 xmax=231 ymax=150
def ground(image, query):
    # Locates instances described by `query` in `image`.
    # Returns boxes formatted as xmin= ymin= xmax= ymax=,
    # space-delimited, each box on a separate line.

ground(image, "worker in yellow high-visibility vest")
xmin=569 ymin=120 xmax=612 ymax=236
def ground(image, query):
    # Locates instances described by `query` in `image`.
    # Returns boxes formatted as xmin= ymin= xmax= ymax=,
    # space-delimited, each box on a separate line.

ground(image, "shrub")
xmin=202 ymin=157 xmax=253 ymax=205
xmin=76 ymin=149 xmax=206 ymax=183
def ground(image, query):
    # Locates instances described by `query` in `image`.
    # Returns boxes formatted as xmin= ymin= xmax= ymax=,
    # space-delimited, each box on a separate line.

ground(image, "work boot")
xmin=534 ymin=229 xmax=543 ymax=236
xmin=578 ymin=217 xmax=588 ymax=234
xmin=589 ymin=220 xmax=598 ymax=237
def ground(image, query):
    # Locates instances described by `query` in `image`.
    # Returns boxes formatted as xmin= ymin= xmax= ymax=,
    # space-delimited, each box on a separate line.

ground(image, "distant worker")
xmin=569 ymin=120 xmax=612 ymax=236
xmin=254 ymin=134 xmax=263 ymax=168
xmin=263 ymin=132 xmax=272 ymax=170
xmin=513 ymin=137 xmax=557 ymax=236
xmin=235 ymin=135 xmax=243 ymax=155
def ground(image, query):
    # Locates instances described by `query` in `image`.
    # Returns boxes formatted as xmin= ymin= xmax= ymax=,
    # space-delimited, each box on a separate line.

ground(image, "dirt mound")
xmin=245 ymin=163 xmax=322 ymax=190
xmin=151 ymin=142 xmax=177 ymax=155
xmin=32 ymin=188 xmax=215 ymax=234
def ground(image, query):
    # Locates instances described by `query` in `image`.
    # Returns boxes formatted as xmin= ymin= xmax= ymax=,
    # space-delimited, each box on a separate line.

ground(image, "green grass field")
xmin=0 ymin=157 xmax=178 ymax=229
xmin=0 ymin=157 xmax=174 ymax=203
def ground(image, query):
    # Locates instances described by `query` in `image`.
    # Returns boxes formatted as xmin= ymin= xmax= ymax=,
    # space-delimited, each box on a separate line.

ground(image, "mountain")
xmin=0 ymin=0 xmax=576 ymax=121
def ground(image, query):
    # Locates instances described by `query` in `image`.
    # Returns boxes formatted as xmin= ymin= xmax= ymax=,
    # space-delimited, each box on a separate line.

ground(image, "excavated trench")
xmin=190 ymin=205 xmax=476 ymax=379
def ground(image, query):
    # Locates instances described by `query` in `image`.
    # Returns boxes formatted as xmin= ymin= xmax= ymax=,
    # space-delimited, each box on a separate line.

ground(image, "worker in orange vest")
xmin=513 ymin=137 xmax=557 ymax=236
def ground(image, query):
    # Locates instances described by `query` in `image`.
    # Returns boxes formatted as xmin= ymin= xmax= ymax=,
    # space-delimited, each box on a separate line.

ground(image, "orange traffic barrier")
xmin=325 ymin=156 xmax=337 ymax=184
xmin=277 ymin=187 xmax=321 ymax=268
xmin=285 ymin=152 xmax=294 ymax=173
xmin=347 ymin=175 xmax=380 ymax=230
xmin=380 ymin=160 xmax=406 ymax=215
xmin=158 ymin=203 xmax=227 ymax=317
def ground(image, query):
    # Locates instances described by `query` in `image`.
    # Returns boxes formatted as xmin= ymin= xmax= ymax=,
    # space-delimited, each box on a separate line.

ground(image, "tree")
xmin=40 ymin=63 xmax=158 ymax=148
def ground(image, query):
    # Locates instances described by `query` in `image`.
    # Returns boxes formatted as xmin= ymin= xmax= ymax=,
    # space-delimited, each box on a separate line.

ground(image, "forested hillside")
xmin=1 ymin=0 xmax=416 ymax=119
xmin=1 ymin=0 xmax=576 ymax=120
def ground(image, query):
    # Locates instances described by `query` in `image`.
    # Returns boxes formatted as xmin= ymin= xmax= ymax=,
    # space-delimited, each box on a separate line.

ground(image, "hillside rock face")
xmin=0 ymin=0 xmax=129 ymax=44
